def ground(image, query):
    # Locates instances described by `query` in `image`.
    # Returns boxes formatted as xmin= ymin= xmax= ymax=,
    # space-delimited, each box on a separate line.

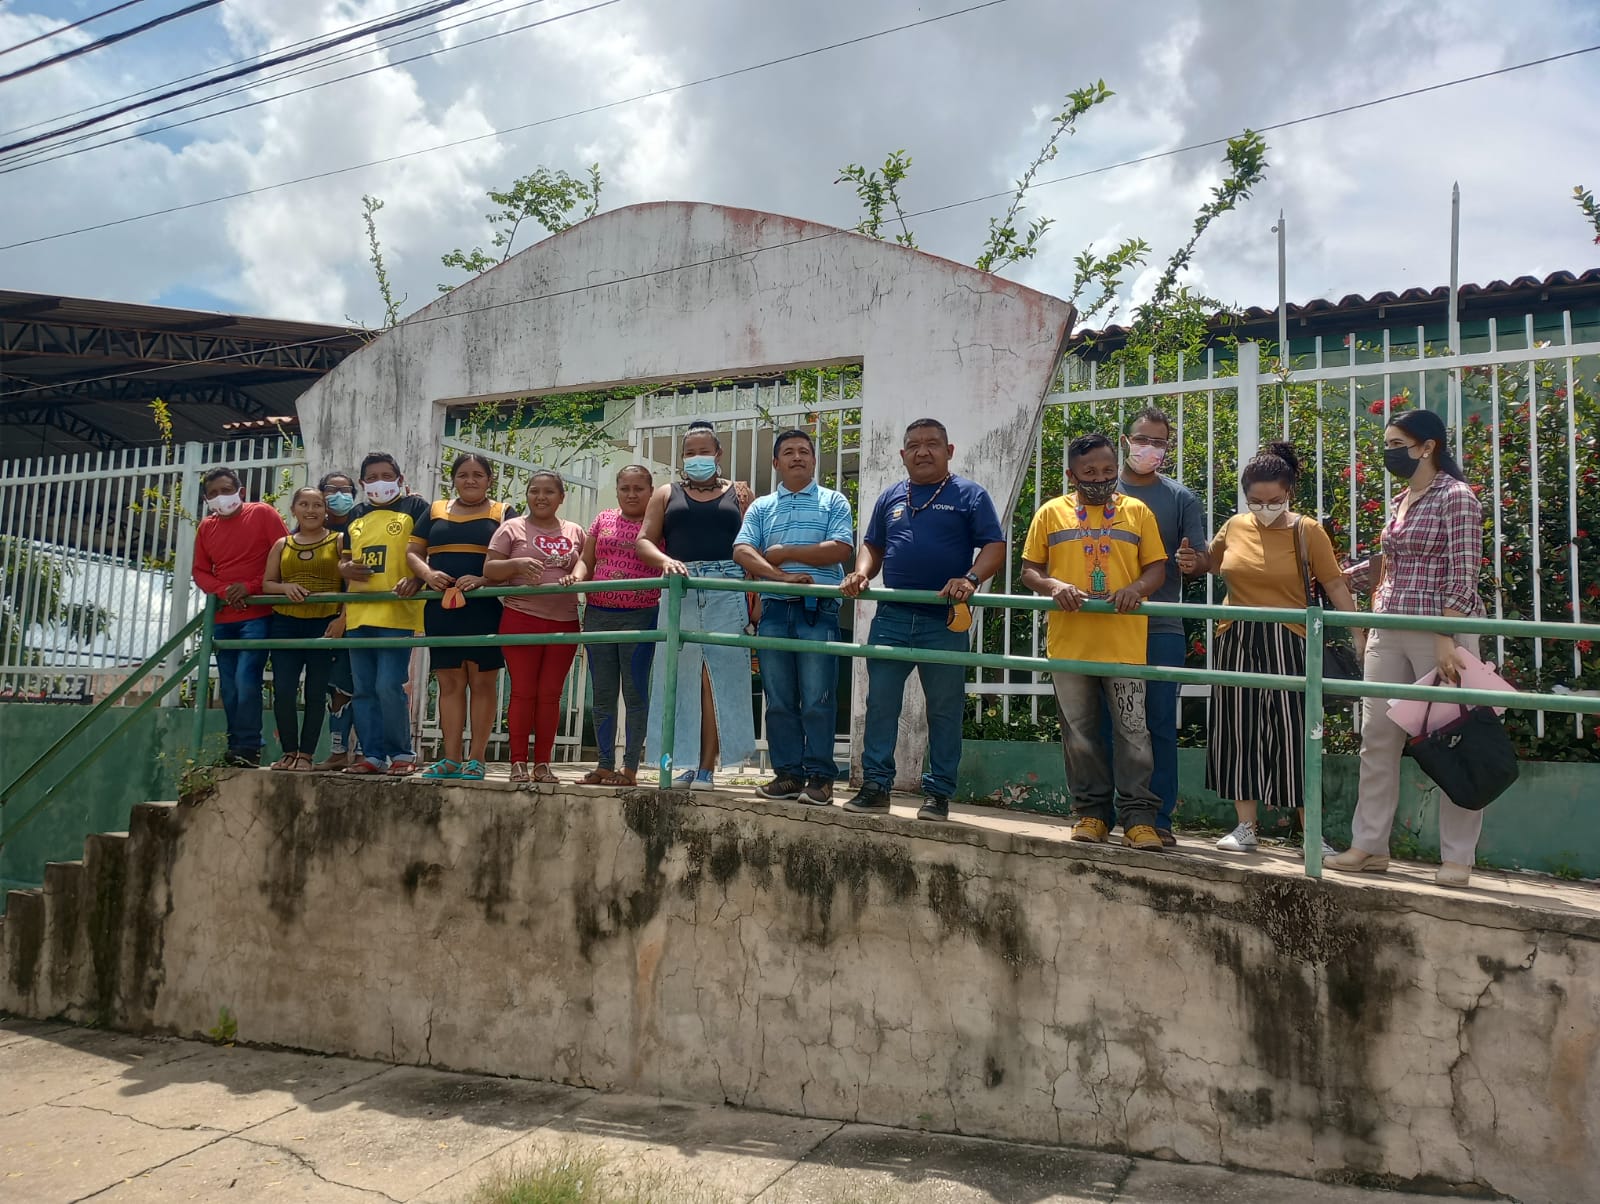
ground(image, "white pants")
xmin=1351 ymin=628 xmax=1484 ymax=866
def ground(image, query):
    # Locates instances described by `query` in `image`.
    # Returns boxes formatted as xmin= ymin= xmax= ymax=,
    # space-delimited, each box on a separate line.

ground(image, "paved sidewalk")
xmin=3 ymin=1018 xmax=1469 ymax=1203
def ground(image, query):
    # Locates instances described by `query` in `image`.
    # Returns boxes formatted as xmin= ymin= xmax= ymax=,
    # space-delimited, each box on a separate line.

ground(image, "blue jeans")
xmin=213 ymin=616 xmax=269 ymax=753
xmin=861 ymin=602 xmax=969 ymax=798
xmin=759 ymin=598 xmax=841 ymax=780
xmin=349 ymin=627 xmax=415 ymax=766
xmin=1100 ymin=630 xmax=1185 ymax=830
xmin=327 ymin=651 xmax=357 ymax=755
xmin=212 ymin=621 xmax=268 ymax=752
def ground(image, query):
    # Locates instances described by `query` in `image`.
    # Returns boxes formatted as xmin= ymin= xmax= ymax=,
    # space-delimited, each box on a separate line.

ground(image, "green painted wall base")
xmin=956 ymin=740 xmax=1599 ymax=879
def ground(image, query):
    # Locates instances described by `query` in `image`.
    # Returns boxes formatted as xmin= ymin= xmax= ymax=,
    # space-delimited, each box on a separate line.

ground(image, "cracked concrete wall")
xmin=5 ymin=774 xmax=1593 ymax=1203
xmin=294 ymin=202 xmax=1074 ymax=789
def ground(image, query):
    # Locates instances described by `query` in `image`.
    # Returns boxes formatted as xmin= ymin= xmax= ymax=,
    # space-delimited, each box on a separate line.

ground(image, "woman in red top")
xmin=484 ymin=471 xmax=586 ymax=785
xmin=1328 ymin=409 xmax=1487 ymax=887
xmin=191 ymin=466 xmax=288 ymax=766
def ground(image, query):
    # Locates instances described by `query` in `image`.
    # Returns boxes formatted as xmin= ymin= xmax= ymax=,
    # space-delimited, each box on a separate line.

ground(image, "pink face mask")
xmin=1125 ymin=441 xmax=1165 ymax=474
xmin=206 ymin=492 xmax=243 ymax=516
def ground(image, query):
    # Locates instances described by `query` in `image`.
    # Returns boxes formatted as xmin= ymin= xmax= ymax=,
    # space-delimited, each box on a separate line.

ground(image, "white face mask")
xmin=206 ymin=491 xmax=243 ymax=517
xmin=1125 ymin=441 xmax=1165 ymax=474
xmin=363 ymin=479 xmax=401 ymax=504
xmin=1247 ymin=501 xmax=1288 ymax=527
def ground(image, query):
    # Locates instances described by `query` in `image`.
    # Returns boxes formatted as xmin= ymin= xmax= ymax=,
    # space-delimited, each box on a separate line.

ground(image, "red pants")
xmin=499 ymin=609 xmax=580 ymax=764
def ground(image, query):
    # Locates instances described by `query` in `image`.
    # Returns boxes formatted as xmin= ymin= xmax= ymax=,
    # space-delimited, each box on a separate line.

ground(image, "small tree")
xmin=439 ymin=164 xmax=603 ymax=289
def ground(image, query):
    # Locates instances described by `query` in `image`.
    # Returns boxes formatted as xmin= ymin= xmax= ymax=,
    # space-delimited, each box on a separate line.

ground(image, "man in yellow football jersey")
xmin=1021 ymin=433 xmax=1168 ymax=851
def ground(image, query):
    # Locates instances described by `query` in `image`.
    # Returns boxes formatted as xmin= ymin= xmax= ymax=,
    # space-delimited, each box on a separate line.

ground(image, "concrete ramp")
xmin=2 ymin=772 xmax=1596 ymax=1202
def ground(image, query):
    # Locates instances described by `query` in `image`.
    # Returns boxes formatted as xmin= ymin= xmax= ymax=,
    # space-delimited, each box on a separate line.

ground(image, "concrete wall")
xmin=3 ymin=774 xmax=1595 ymax=1202
xmin=294 ymin=202 xmax=1074 ymax=788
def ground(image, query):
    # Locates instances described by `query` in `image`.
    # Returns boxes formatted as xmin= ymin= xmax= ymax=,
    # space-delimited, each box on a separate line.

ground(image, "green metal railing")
xmin=4 ymin=577 xmax=1597 ymax=880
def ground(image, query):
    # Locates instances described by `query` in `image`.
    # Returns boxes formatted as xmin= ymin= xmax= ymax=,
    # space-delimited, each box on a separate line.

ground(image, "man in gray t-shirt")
xmin=1101 ymin=407 xmax=1208 ymax=841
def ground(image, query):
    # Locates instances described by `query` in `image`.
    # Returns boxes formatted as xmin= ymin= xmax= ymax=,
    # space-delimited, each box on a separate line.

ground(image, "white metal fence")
xmin=974 ymin=314 xmax=1599 ymax=742
xmin=0 ymin=437 xmax=306 ymax=700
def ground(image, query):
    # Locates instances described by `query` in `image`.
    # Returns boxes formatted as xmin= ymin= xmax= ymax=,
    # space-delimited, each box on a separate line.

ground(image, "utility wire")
xmin=0 ymin=0 xmax=222 ymax=86
xmin=0 ymin=0 xmax=470 ymax=155
xmin=0 ymin=0 xmax=1020 ymax=251
xmin=1 ymin=0 xmax=563 ymax=174
xmin=0 ymin=0 xmax=153 ymax=59
xmin=0 ymin=0 xmax=463 ymax=138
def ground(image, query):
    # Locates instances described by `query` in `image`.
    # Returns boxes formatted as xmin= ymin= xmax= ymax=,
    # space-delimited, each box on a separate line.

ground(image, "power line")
xmin=0 ymin=0 xmax=472 ymax=156
xmin=0 ymin=0 xmax=222 ymax=86
xmin=0 ymin=0 xmax=569 ymax=175
xmin=0 ymin=0 xmax=468 ymax=139
xmin=0 ymin=0 xmax=1020 ymax=251
xmin=0 ymin=0 xmax=154 ymax=59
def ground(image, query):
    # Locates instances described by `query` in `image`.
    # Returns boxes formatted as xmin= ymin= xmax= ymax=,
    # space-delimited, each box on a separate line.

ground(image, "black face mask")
xmin=1384 ymin=446 xmax=1422 ymax=479
xmin=1075 ymin=477 xmax=1117 ymax=505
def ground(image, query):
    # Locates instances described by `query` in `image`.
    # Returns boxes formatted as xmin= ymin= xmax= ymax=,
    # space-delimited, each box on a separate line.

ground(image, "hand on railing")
xmin=839 ymin=571 xmax=868 ymax=597
xmin=421 ymin=569 xmax=455 ymax=592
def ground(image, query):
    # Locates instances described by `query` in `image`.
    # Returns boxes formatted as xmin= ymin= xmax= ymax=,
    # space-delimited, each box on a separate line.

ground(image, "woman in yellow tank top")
xmin=262 ymin=488 xmax=345 ymax=770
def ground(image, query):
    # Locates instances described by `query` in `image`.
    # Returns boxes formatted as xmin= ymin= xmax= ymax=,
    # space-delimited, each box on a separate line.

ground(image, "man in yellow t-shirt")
xmin=1021 ymin=433 xmax=1168 ymax=852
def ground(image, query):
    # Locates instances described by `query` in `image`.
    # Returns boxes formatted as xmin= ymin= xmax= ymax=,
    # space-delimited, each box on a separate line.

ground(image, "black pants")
xmin=270 ymin=614 xmax=334 ymax=755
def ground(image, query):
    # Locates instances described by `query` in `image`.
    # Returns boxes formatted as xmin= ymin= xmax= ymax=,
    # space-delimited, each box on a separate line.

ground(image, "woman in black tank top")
xmin=636 ymin=423 xmax=757 ymax=788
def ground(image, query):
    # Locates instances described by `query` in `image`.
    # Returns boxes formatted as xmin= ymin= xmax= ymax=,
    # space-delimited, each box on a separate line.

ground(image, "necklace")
xmin=1074 ymin=493 xmax=1118 ymax=598
xmin=906 ymin=474 xmax=953 ymax=516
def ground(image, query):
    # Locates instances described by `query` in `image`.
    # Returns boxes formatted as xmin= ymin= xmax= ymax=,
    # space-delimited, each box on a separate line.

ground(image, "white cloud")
xmin=0 ymin=0 xmax=1596 ymax=327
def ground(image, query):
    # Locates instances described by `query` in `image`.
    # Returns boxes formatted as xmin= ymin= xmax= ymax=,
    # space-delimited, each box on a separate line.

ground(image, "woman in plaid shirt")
xmin=1327 ymin=410 xmax=1487 ymax=887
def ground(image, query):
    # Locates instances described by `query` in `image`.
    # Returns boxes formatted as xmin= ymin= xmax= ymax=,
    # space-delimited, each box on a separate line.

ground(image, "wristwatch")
xmin=964 ymin=572 xmax=981 ymax=587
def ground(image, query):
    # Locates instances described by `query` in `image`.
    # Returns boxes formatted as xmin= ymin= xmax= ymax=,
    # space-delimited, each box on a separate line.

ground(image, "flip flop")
xmin=578 ymin=768 xmax=614 ymax=785
xmin=386 ymin=760 xmax=419 ymax=777
xmin=343 ymin=760 xmax=386 ymax=775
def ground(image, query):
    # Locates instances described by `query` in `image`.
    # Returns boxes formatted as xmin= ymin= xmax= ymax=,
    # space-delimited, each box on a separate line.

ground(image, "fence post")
xmin=657 ymin=574 xmax=685 ymax=788
xmin=1235 ymin=343 xmax=1261 ymax=508
xmin=1302 ymin=603 xmax=1325 ymax=879
xmin=190 ymin=595 xmax=215 ymax=760
xmin=162 ymin=440 xmax=203 ymax=702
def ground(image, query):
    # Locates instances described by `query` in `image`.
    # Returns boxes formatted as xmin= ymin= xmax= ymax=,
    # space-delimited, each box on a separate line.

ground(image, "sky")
xmin=1 ymin=0 xmax=1598 ymax=330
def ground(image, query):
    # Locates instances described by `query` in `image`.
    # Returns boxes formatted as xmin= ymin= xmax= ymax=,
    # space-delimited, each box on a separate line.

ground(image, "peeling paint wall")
xmin=294 ymin=202 xmax=1074 ymax=788
xmin=3 ymin=774 xmax=1595 ymax=1202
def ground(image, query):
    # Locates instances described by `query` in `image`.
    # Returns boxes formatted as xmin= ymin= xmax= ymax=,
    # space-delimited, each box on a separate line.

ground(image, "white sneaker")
xmin=1216 ymin=823 xmax=1259 ymax=853
xmin=1320 ymin=838 xmax=1340 ymax=859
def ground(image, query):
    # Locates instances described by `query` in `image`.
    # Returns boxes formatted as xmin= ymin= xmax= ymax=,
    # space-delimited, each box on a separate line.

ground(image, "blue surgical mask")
xmin=683 ymin=455 xmax=718 ymax=482
xmin=324 ymin=491 xmax=356 ymax=515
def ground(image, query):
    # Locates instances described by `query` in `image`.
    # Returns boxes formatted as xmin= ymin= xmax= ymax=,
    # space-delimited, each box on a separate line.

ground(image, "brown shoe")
xmin=801 ymin=776 xmax=834 ymax=806
xmin=1325 ymin=847 xmax=1390 ymax=874
xmin=1125 ymin=824 xmax=1167 ymax=851
xmin=1072 ymin=817 xmax=1109 ymax=843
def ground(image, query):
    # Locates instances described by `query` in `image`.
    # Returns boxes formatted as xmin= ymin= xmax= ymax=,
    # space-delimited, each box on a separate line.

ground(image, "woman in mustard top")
xmin=262 ymin=487 xmax=344 ymax=770
xmin=1177 ymin=443 xmax=1356 ymax=853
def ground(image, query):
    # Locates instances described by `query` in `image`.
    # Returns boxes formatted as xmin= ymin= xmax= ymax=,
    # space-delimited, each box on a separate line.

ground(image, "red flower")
xmin=1586 ymin=584 xmax=1600 ymax=599
xmin=1579 ymin=640 xmax=1594 ymax=655
xmin=1368 ymin=399 xmax=1385 ymax=415
xmin=1390 ymin=394 xmax=1408 ymax=410
xmin=1555 ymin=387 xmax=1567 ymax=401
xmin=1468 ymin=413 xmax=1482 ymax=426
xmin=1192 ymin=640 xmax=1206 ymax=656
xmin=1470 ymin=483 xmax=1484 ymax=494
xmin=1362 ymin=499 xmax=1382 ymax=514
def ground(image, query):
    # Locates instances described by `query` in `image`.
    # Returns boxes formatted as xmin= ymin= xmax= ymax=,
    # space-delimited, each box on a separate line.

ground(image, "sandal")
xmin=312 ymin=752 xmax=353 ymax=772
xmin=419 ymin=758 xmax=462 ymax=781
xmin=531 ymin=763 xmax=560 ymax=784
xmin=386 ymin=759 xmax=419 ymax=777
xmin=612 ymin=768 xmax=637 ymax=786
xmin=269 ymin=754 xmax=297 ymax=771
xmin=342 ymin=759 xmax=386 ymax=775
xmin=284 ymin=753 xmax=313 ymax=772
xmin=578 ymin=768 xmax=615 ymax=786
xmin=458 ymin=759 xmax=486 ymax=781
xmin=509 ymin=762 xmax=531 ymax=785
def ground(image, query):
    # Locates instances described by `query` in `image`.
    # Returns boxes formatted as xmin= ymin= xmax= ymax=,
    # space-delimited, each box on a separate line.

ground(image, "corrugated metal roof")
xmin=1070 ymin=267 xmax=1600 ymax=348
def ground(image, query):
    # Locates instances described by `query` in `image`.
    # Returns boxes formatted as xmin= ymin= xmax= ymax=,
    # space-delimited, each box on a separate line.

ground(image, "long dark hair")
xmin=1389 ymin=409 xmax=1466 ymax=480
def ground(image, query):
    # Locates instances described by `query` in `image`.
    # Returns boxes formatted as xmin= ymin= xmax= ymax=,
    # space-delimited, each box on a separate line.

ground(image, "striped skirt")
xmin=1206 ymin=621 xmax=1307 ymax=811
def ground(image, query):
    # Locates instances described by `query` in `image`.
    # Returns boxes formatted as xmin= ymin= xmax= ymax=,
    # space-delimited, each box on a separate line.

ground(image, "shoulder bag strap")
xmin=1291 ymin=515 xmax=1316 ymax=608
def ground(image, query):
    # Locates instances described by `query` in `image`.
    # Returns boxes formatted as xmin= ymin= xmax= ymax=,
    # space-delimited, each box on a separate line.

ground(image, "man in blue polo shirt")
xmin=735 ymin=429 xmax=856 ymax=805
xmin=840 ymin=418 xmax=1006 ymax=821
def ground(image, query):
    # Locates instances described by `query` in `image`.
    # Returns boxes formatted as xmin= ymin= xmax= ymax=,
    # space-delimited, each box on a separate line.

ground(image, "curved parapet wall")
xmin=3 ymin=774 xmax=1596 ymax=1203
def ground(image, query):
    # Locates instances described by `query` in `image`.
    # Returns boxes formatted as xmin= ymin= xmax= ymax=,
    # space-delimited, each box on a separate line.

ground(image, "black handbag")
xmin=1291 ymin=517 xmax=1362 ymax=701
xmin=1405 ymin=703 xmax=1521 ymax=811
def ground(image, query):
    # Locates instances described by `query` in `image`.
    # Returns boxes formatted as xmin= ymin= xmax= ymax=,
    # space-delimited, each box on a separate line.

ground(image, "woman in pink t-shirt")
xmin=484 ymin=471 xmax=586 ymax=784
xmin=572 ymin=465 xmax=660 ymax=786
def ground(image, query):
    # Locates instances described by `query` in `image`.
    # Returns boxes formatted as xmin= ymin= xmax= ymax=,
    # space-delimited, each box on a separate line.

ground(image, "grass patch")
xmin=465 ymin=1147 xmax=730 ymax=1204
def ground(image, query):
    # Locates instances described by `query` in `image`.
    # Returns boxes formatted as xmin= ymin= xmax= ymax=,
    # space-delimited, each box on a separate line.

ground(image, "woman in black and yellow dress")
xmin=408 ymin=453 xmax=509 ymax=781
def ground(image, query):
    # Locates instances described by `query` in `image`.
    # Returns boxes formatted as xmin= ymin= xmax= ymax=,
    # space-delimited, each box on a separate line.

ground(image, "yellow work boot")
xmin=1072 ymin=817 xmax=1109 ymax=843
xmin=1125 ymin=824 xmax=1167 ymax=851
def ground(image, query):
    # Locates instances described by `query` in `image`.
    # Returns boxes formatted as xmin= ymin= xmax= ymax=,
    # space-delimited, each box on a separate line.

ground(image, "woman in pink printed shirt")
xmin=571 ymin=465 xmax=660 ymax=785
xmin=1328 ymin=409 xmax=1488 ymax=888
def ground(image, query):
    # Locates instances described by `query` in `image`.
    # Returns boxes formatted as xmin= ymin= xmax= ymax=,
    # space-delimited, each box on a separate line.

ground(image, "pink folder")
xmin=1385 ymin=647 xmax=1515 ymax=737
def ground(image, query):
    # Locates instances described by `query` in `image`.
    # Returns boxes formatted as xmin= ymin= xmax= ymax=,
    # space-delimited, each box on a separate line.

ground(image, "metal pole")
xmin=191 ymin=594 xmax=215 ymax=759
xmin=1235 ymin=342 xmax=1261 ymax=508
xmin=1449 ymin=183 xmax=1463 ymax=461
xmin=657 ymin=574 xmax=684 ymax=788
xmin=1302 ymin=603 xmax=1325 ymax=879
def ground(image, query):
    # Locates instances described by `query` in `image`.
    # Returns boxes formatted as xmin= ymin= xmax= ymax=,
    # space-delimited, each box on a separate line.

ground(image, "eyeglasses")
xmin=1128 ymin=435 xmax=1170 ymax=450
xmin=1245 ymin=500 xmax=1288 ymax=512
